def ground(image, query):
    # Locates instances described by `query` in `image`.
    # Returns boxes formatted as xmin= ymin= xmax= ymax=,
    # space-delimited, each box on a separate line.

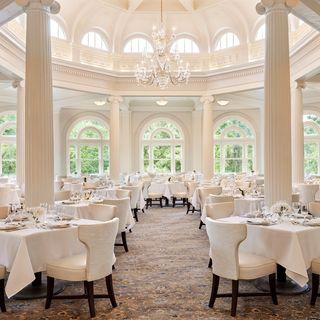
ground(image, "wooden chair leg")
xmin=134 ymin=208 xmax=138 ymax=222
xmin=186 ymin=202 xmax=190 ymax=214
xmin=121 ymin=231 xmax=129 ymax=252
xmin=0 ymin=279 xmax=6 ymax=313
xmin=208 ymin=258 xmax=212 ymax=268
xmin=311 ymin=273 xmax=319 ymax=306
xmin=85 ymin=281 xmax=95 ymax=318
xmin=105 ymin=274 xmax=117 ymax=308
xmin=231 ymin=280 xmax=239 ymax=317
xmin=172 ymin=197 xmax=176 ymax=208
xmin=159 ymin=198 xmax=163 ymax=208
xmin=209 ymin=274 xmax=220 ymax=308
xmin=199 ymin=220 xmax=204 ymax=229
xmin=269 ymin=273 xmax=278 ymax=305
xmin=45 ymin=276 xmax=55 ymax=310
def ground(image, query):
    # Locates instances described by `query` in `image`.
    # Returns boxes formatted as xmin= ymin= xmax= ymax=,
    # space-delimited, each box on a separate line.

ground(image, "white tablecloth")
xmin=0 ymin=219 xmax=100 ymax=298
xmin=233 ymin=197 xmax=264 ymax=216
xmin=164 ymin=182 xmax=188 ymax=199
xmin=219 ymin=216 xmax=320 ymax=287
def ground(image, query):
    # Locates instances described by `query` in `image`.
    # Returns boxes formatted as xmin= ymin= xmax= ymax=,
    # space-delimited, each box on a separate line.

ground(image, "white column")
xmin=201 ymin=95 xmax=214 ymax=181
xmin=291 ymin=80 xmax=305 ymax=184
xmin=16 ymin=0 xmax=60 ymax=206
xmin=256 ymin=0 xmax=298 ymax=206
xmin=53 ymin=111 xmax=61 ymax=177
xmin=259 ymin=105 xmax=264 ymax=174
xmin=109 ymin=96 xmax=123 ymax=182
xmin=192 ymin=105 xmax=202 ymax=171
xmin=120 ymin=105 xmax=131 ymax=174
xmin=12 ymin=80 xmax=25 ymax=188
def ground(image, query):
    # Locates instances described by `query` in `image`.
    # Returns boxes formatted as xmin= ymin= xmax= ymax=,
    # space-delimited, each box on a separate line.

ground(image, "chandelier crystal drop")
xmin=135 ymin=0 xmax=191 ymax=90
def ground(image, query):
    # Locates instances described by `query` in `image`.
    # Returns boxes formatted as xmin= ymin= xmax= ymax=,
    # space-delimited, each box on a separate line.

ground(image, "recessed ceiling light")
xmin=94 ymin=100 xmax=106 ymax=106
xmin=217 ymin=100 xmax=230 ymax=106
xmin=156 ymin=99 xmax=168 ymax=106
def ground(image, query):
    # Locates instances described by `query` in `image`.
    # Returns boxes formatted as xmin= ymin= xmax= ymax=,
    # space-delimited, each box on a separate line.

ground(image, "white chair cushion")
xmin=148 ymin=193 xmax=162 ymax=199
xmin=238 ymin=252 xmax=276 ymax=280
xmin=173 ymin=192 xmax=188 ymax=198
xmin=47 ymin=254 xmax=87 ymax=282
xmin=312 ymin=258 xmax=320 ymax=275
xmin=0 ymin=265 xmax=5 ymax=279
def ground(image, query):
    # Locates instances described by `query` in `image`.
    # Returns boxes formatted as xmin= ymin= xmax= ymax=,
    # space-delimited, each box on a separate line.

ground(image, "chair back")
xmin=54 ymin=190 xmax=71 ymax=201
xmin=297 ymin=184 xmax=319 ymax=205
xmin=78 ymin=218 xmax=119 ymax=282
xmin=206 ymin=218 xmax=246 ymax=280
xmin=186 ymin=181 xmax=198 ymax=197
xmin=205 ymin=202 xmax=234 ymax=220
xmin=116 ymin=189 xmax=131 ymax=199
xmin=209 ymin=194 xmax=234 ymax=204
xmin=292 ymin=193 xmax=300 ymax=203
xmin=199 ymin=187 xmax=222 ymax=208
xmin=169 ymin=182 xmax=188 ymax=195
xmin=102 ymin=198 xmax=130 ymax=232
xmin=309 ymin=202 xmax=320 ymax=217
xmin=0 ymin=205 xmax=9 ymax=219
xmin=121 ymin=186 xmax=140 ymax=209
xmin=88 ymin=204 xmax=116 ymax=221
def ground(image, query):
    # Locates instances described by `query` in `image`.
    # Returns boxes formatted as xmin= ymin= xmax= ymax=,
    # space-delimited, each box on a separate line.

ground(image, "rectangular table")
xmin=0 ymin=219 xmax=100 ymax=298
xmin=219 ymin=216 xmax=320 ymax=287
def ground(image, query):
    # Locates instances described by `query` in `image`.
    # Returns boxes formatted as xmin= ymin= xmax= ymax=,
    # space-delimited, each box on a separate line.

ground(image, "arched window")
xmin=141 ymin=119 xmax=184 ymax=174
xmin=215 ymin=32 xmax=240 ymax=51
xmin=67 ymin=118 xmax=110 ymax=175
xmin=304 ymin=114 xmax=320 ymax=175
xmin=255 ymin=24 xmax=266 ymax=41
xmin=81 ymin=31 xmax=108 ymax=51
xmin=171 ymin=38 xmax=200 ymax=54
xmin=50 ymin=19 xmax=67 ymax=40
xmin=0 ymin=113 xmax=16 ymax=176
xmin=124 ymin=37 xmax=153 ymax=53
xmin=214 ymin=118 xmax=255 ymax=173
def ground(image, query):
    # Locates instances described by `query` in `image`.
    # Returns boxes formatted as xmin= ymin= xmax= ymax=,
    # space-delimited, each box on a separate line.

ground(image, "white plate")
xmin=62 ymin=200 xmax=76 ymax=205
xmin=46 ymin=222 xmax=71 ymax=229
xmin=247 ymin=219 xmax=274 ymax=226
xmin=303 ymin=220 xmax=320 ymax=227
xmin=0 ymin=223 xmax=21 ymax=231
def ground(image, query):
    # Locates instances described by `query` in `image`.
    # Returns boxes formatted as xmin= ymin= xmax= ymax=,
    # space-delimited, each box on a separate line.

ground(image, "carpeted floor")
xmin=2 ymin=206 xmax=320 ymax=319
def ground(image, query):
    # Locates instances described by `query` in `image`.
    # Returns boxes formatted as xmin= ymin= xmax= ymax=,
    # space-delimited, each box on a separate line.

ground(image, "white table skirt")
xmin=0 ymin=219 xmax=99 ymax=298
xmin=219 ymin=216 xmax=320 ymax=287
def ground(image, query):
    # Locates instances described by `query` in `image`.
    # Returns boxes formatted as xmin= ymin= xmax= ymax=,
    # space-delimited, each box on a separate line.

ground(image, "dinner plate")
xmin=46 ymin=222 xmax=71 ymax=229
xmin=62 ymin=200 xmax=76 ymax=205
xmin=247 ymin=219 xmax=275 ymax=226
xmin=0 ymin=223 xmax=22 ymax=231
xmin=303 ymin=220 xmax=320 ymax=227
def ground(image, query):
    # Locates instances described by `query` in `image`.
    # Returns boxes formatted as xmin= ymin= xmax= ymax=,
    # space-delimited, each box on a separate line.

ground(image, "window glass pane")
xmin=81 ymin=31 xmax=108 ymax=51
xmin=0 ymin=114 xmax=16 ymax=125
xmin=80 ymin=145 xmax=99 ymax=174
xmin=103 ymin=145 xmax=110 ymax=173
xmin=304 ymin=126 xmax=317 ymax=135
xmin=2 ymin=126 xmax=16 ymax=136
xmin=80 ymin=129 xmax=100 ymax=139
xmin=175 ymin=160 xmax=182 ymax=173
xmin=144 ymin=160 xmax=150 ymax=171
xmin=175 ymin=145 xmax=182 ymax=158
xmin=225 ymin=144 xmax=242 ymax=158
xmin=214 ymin=160 xmax=221 ymax=173
xmin=143 ymin=146 xmax=150 ymax=160
xmin=69 ymin=145 xmax=77 ymax=174
xmin=225 ymin=160 xmax=242 ymax=173
xmin=255 ymin=24 xmax=266 ymax=41
xmin=248 ymin=159 xmax=254 ymax=172
xmin=304 ymin=143 xmax=318 ymax=158
xmin=226 ymin=130 xmax=241 ymax=138
xmin=247 ymin=145 xmax=253 ymax=158
xmin=1 ymin=144 xmax=16 ymax=176
xmin=215 ymin=32 xmax=240 ymax=51
xmin=124 ymin=38 xmax=153 ymax=53
xmin=50 ymin=19 xmax=66 ymax=40
xmin=153 ymin=160 xmax=171 ymax=173
xmin=305 ymin=159 xmax=318 ymax=175
xmin=153 ymin=145 xmax=171 ymax=159
xmin=153 ymin=131 xmax=171 ymax=139
xmin=69 ymin=119 xmax=109 ymax=139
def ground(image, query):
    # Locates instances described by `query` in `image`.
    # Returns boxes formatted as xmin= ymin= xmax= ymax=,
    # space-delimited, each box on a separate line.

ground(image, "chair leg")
xmin=208 ymin=258 xmax=212 ymax=268
xmin=84 ymin=281 xmax=95 ymax=318
xmin=105 ymin=274 xmax=117 ymax=308
xmin=199 ymin=220 xmax=204 ymax=230
xmin=311 ymin=273 xmax=319 ymax=306
xmin=231 ymin=280 xmax=239 ymax=317
xmin=0 ymin=279 xmax=6 ymax=313
xmin=269 ymin=273 xmax=278 ymax=305
xmin=209 ymin=274 xmax=220 ymax=308
xmin=186 ymin=202 xmax=190 ymax=214
xmin=121 ymin=231 xmax=129 ymax=252
xmin=134 ymin=208 xmax=138 ymax=222
xmin=45 ymin=276 xmax=55 ymax=310
xmin=159 ymin=198 xmax=163 ymax=208
xmin=172 ymin=197 xmax=176 ymax=208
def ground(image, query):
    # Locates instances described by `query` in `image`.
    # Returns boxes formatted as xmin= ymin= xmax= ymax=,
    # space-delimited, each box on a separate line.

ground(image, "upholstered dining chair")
xmin=198 ymin=187 xmax=222 ymax=229
xmin=103 ymin=199 xmax=131 ymax=252
xmin=309 ymin=202 xmax=320 ymax=217
xmin=311 ymin=258 xmax=320 ymax=305
xmin=121 ymin=185 xmax=140 ymax=222
xmin=170 ymin=182 xmax=188 ymax=208
xmin=0 ymin=206 xmax=9 ymax=219
xmin=0 ymin=265 xmax=6 ymax=312
xmin=206 ymin=218 xmax=278 ymax=317
xmin=297 ymin=184 xmax=319 ymax=211
xmin=45 ymin=218 xmax=119 ymax=318
xmin=54 ymin=190 xmax=71 ymax=202
xmin=205 ymin=202 xmax=234 ymax=268
xmin=208 ymin=195 xmax=234 ymax=204
xmin=88 ymin=204 xmax=117 ymax=221
xmin=116 ymin=189 xmax=131 ymax=199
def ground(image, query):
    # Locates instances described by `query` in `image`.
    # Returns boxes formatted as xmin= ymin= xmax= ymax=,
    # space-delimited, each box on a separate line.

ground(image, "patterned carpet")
xmin=2 ymin=206 xmax=320 ymax=319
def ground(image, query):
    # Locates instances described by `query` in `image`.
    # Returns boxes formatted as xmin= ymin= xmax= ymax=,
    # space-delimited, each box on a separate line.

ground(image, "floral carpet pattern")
xmin=2 ymin=207 xmax=320 ymax=319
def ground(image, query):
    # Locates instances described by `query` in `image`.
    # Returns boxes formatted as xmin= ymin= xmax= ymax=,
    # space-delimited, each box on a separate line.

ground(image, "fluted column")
xmin=12 ymin=80 xmax=25 ymax=188
xmin=192 ymin=105 xmax=202 ymax=171
xmin=292 ymin=80 xmax=305 ymax=184
xmin=201 ymin=95 xmax=214 ymax=181
xmin=109 ymin=96 xmax=123 ymax=182
xmin=120 ymin=105 xmax=131 ymax=174
xmin=16 ymin=0 xmax=60 ymax=206
xmin=256 ymin=0 xmax=298 ymax=206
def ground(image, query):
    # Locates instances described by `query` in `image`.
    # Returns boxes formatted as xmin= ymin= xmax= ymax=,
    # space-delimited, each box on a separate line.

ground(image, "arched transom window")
xmin=171 ymin=38 xmax=200 ymax=54
xmin=141 ymin=119 xmax=184 ymax=174
xmin=215 ymin=32 xmax=240 ymax=51
xmin=67 ymin=118 xmax=110 ymax=175
xmin=81 ymin=31 xmax=108 ymax=51
xmin=214 ymin=118 xmax=255 ymax=173
xmin=304 ymin=114 xmax=320 ymax=175
xmin=0 ymin=113 xmax=16 ymax=176
xmin=255 ymin=24 xmax=266 ymax=41
xmin=50 ymin=19 xmax=67 ymax=40
xmin=124 ymin=37 xmax=153 ymax=53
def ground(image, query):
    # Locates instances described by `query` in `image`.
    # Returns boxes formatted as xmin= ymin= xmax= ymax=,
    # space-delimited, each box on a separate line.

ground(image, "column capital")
xmin=108 ymin=96 xmax=123 ymax=105
xmin=15 ymin=0 xmax=60 ymax=14
xmin=296 ymin=80 xmax=306 ymax=90
xmin=256 ymin=0 xmax=299 ymax=15
xmin=200 ymin=95 xmax=214 ymax=105
xmin=12 ymin=79 xmax=25 ymax=89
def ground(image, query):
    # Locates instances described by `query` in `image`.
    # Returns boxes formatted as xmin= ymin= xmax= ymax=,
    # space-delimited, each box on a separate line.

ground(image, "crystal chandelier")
xmin=135 ymin=0 xmax=191 ymax=90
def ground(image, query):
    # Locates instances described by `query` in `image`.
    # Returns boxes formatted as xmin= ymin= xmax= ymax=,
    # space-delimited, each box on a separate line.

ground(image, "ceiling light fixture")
xmin=94 ymin=100 xmax=106 ymax=106
xmin=156 ymin=99 xmax=168 ymax=106
xmin=217 ymin=100 xmax=230 ymax=106
xmin=135 ymin=0 xmax=191 ymax=90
